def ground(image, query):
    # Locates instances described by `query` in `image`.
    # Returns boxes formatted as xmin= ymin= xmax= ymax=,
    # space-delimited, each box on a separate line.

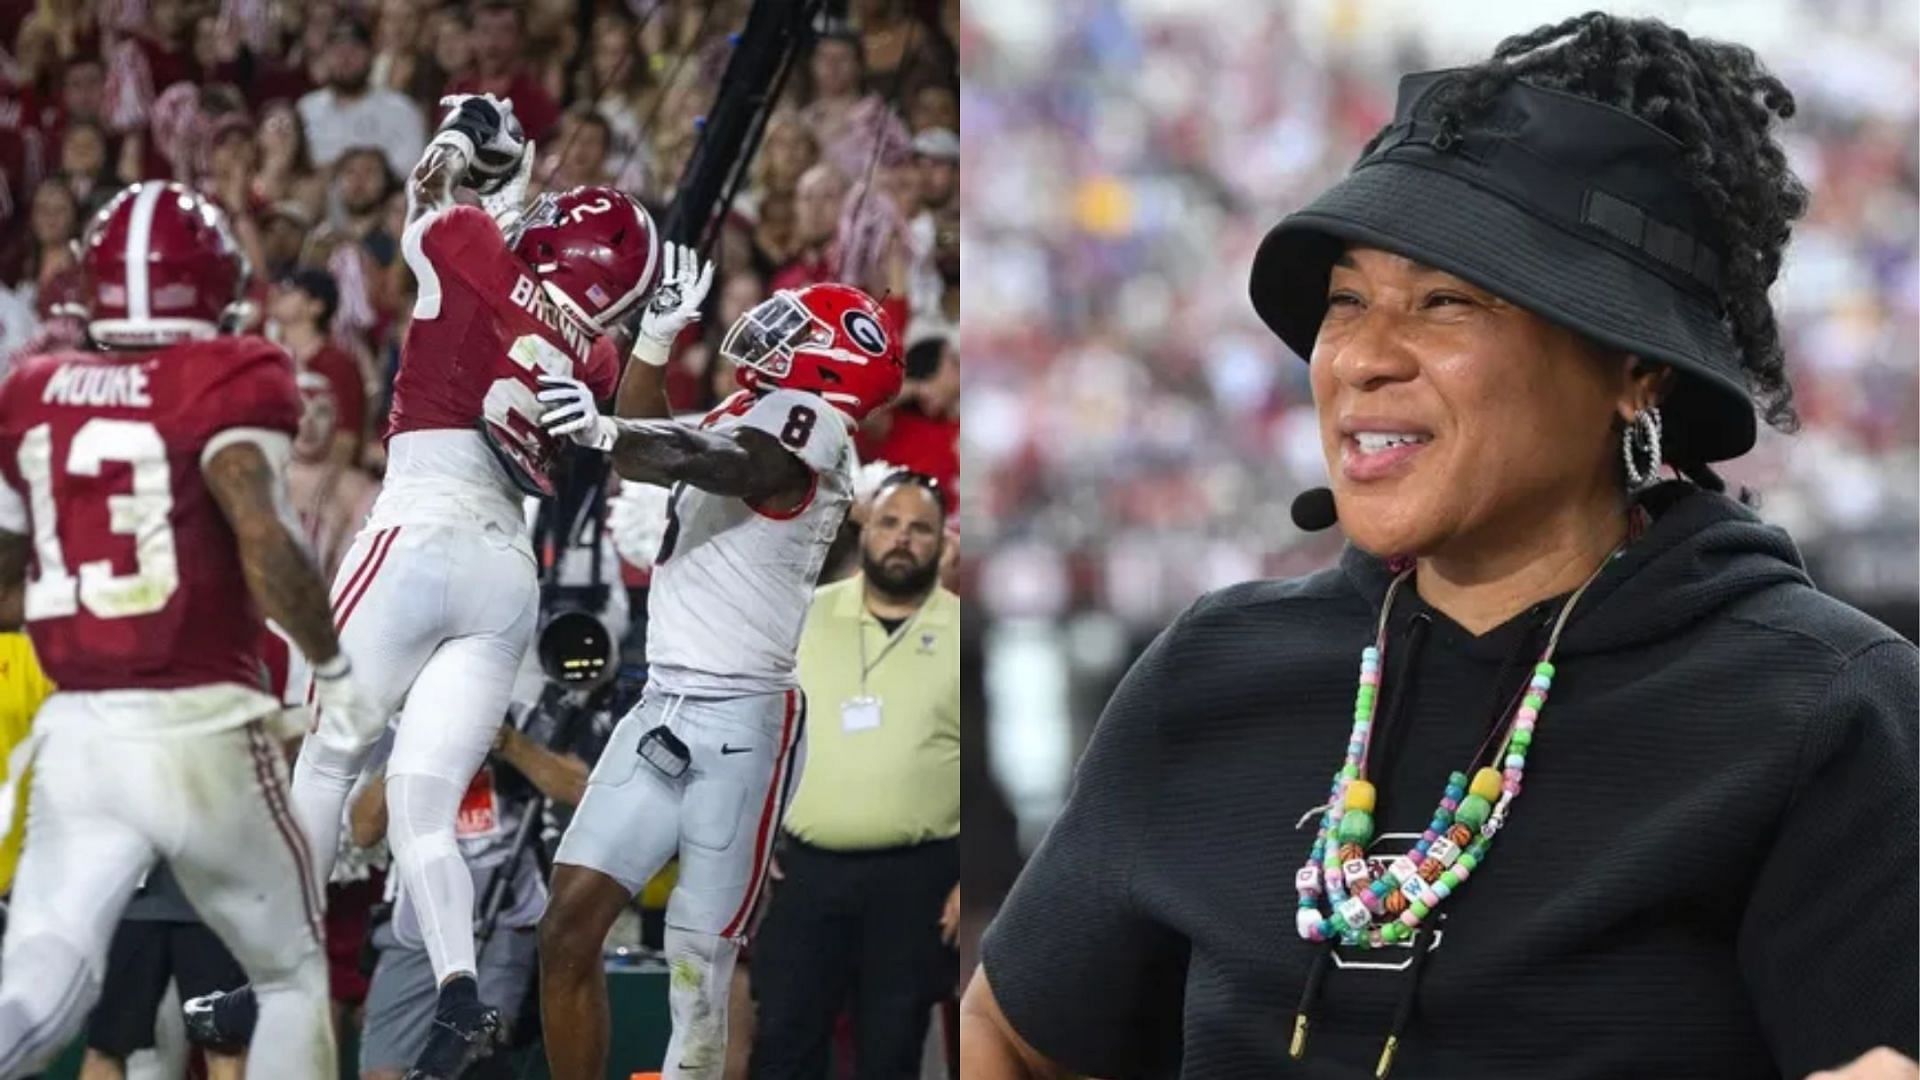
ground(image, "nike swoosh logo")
xmin=720 ymin=744 xmax=752 ymax=755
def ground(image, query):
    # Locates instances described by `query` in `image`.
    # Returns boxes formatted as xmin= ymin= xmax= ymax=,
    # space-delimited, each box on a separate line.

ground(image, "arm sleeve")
xmin=1738 ymin=638 xmax=1919 ymax=1075
xmin=738 ymin=389 xmax=848 ymax=475
xmin=978 ymin=607 xmax=1191 ymax=1077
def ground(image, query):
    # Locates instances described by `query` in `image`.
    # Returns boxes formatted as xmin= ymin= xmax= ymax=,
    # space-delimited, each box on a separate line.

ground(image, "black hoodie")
xmin=982 ymin=484 xmax=1918 ymax=1079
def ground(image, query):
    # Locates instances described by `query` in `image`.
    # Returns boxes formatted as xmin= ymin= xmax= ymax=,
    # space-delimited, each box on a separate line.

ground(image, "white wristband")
xmin=426 ymin=130 xmax=476 ymax=170
xmin=629 ymin=333 xmax=671 ymax=369
xmin=314 ymin=653 xmax=351 ymax=681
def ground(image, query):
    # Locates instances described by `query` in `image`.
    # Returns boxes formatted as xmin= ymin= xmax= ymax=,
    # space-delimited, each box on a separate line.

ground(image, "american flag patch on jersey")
xmin=587 ymin=284 xmax=611 ymax=307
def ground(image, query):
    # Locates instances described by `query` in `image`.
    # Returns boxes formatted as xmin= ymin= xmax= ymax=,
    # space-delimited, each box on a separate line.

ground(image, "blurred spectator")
xmin=371 ymin=0 xmax=446 ymax=104
xmin=755 ymin=193 xmax=799 ymax=268
xmin=443 ymin=0 xmax=560 ymax=144
xmin=286 ymin=0 xmax=341 ymax=84
xmin=43 ymin=54 xmax=107 ymax=135
xmin=252 ymin=100 xmax=325 ymax=220
xmin=289 ymin=371 xmax=380 ymax=579
xmin=751 ymin=474 xmax=960 ymax=1078
xmin=837 ymin=164 xmax=913 ymax=301
xmin=269 ymin=267 xmax=367 ymax=468
xmin=909 ymin=129 xmax=957 ymax=219
xmin=537 ymin=106 xmax=615 ymax=194
xmin=751 ymin=110 xmax=820 ymax=204
xmin=297 ymin=20 xmax=425 ymax=179
xmin=905 ymin=82 xmax=957 ymax=135
xmin=860 ymin=336 xmax=959 ymax=506
xmin=201 ymin=115 xmax=271 ymax=280
xmin=576 ymin=11 xmax=658 ymax=194
xmin=852 ymin=0 xmax=952 ymax=94
xmin=424 ymin=6 xmax=474 ymax=94
xmin=906 ymin=128 xmax=957 ymax=334
xmin=260 ymin=201 xmax=314 ymax=283
xmin=0 ymin=62 xmax=44 ymax=234
xmin=313 ymin=144 xmax=396 ymax=351
xmin=327 ymin=145 xmax=398 ymax=265
xmin=0 ymin=176 xmax=78 ymax=300
xmin=801 ymin=26 xmax=912 ymax=183
xmin=57 ymin=119 xmax=114 ymax=215
xmin=13 ymin=0 xmax=100 ymax=94
xmin=521 ymin=0 xmax=577 ymax=105
xmin=118 ymin=0 xmax=199 ymax=112
xmin=770 ymin=162 xmax=846 ymax=292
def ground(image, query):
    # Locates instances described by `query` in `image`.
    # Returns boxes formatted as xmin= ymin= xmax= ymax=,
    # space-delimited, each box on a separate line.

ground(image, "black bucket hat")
xmin=1249 ymin=70 xmax=1756 ymax=464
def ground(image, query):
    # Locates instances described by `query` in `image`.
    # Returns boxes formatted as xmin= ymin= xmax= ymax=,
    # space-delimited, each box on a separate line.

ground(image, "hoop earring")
xmin=1621 ymin=406 xmax=1663 ymax=490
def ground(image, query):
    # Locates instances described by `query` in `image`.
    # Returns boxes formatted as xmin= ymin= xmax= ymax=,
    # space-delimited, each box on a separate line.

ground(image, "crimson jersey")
xmin=394 ymin=204 xmax=621 ymax=498
xmin=0 ymin=337 xmax=301 ymax=692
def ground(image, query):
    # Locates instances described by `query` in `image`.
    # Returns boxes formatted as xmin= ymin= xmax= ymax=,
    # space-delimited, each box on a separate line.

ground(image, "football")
xmin=467 ymin=133 xmax=525 ymax=194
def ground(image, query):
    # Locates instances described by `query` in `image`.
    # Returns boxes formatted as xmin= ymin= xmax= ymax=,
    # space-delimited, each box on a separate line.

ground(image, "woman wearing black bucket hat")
xmin=962 ymin=13 xmax=1917 ymax=1080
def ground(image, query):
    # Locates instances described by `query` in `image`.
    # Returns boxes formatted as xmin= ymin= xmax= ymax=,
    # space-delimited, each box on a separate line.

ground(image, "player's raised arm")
xmin=408 ymin=94 xmax=528 ymax=226
xmin=611 ymin=243 xmax=715 ymax=421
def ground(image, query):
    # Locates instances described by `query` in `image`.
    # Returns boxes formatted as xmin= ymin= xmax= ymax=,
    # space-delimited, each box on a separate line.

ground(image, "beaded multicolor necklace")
xmin=1292 ymin=549 xmax=1620 ymax=953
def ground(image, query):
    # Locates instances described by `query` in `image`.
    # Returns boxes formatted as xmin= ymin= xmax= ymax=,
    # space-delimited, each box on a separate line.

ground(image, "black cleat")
xmin=182 ymin=984 xmax=256 ymax=1053
xmin=403 ymin=977 xmax=502 ymax=1080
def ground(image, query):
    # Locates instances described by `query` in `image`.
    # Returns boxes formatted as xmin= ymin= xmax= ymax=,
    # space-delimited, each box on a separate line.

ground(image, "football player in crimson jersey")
xmin=533 ymin=281 xmax=904 ymax=1080
xmin=0 ymin=182 xmax=375 ymax=1078
xmin=185 ymin=94 xmax=681 ymax=1077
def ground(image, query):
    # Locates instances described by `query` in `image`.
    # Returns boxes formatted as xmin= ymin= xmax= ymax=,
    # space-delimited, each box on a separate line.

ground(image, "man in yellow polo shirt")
xmin=750 ymin=472 xmax=960 ymax=1078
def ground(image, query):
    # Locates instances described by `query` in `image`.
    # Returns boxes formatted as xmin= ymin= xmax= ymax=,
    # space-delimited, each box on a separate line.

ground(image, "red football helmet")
xmin=80 ymin=181 xmax=248 ymax=349
xmin=508 ymin=186 xmax=661 ymax=332
xmin=723 ymin=283 xmax=904 ymax=422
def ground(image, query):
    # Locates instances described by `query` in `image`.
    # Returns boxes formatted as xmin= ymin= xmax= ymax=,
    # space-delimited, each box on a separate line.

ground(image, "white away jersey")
xmin=645 ymin=388 xmax=854 ymax=696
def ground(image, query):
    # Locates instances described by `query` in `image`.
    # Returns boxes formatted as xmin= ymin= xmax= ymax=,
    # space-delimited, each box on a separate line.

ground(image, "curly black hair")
xmin=1416 ymin=13 xmax=1811 ymax=489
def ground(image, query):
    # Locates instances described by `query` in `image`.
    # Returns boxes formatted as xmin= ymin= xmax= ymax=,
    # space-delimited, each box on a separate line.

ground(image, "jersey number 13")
xmin=16 ymin=419 xmax=180 ymax=621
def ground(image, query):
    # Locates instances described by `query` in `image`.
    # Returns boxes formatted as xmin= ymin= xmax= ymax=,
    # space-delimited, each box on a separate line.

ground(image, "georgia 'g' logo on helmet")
xmin=721 ymin=283 xmax=904 ymax=422
xmin=841 ymin=309 xmax=888 ymax=357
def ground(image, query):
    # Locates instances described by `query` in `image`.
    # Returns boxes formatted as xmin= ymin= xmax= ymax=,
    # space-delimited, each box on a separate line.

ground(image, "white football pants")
xmin=0 ymin=701 xmax=332 ymax=1079
xmin=289 ymin=521 xmax=538 ymax=988
xmin=556 ymin=687 xmax=806 ymax=1078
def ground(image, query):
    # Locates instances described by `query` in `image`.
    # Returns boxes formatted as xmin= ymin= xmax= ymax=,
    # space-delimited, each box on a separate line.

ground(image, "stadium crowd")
xmin=0 ymin=0 xmax=961 ymax=1075
xmin=960 ymin=0 xmax=1919 ymax=623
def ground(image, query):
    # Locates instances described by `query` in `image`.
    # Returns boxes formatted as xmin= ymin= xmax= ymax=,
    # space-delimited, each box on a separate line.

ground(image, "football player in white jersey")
xmin=532 ymin=280 xmax=905 ymax=1079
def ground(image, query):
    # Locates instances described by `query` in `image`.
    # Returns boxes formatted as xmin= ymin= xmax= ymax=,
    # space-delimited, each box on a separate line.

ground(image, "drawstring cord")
xmin=1289 ymin=939 xmax=1335 ymax=1060
xmin=1291 ymin=611 xmax=1428 ymax=1062
xmin=1375 ymin=925 xmax=1436 ymax=1077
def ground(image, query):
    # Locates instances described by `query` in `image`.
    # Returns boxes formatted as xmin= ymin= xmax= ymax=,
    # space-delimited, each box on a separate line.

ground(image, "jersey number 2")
xmin=17 ymin=420 xmax=180 ymax=621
